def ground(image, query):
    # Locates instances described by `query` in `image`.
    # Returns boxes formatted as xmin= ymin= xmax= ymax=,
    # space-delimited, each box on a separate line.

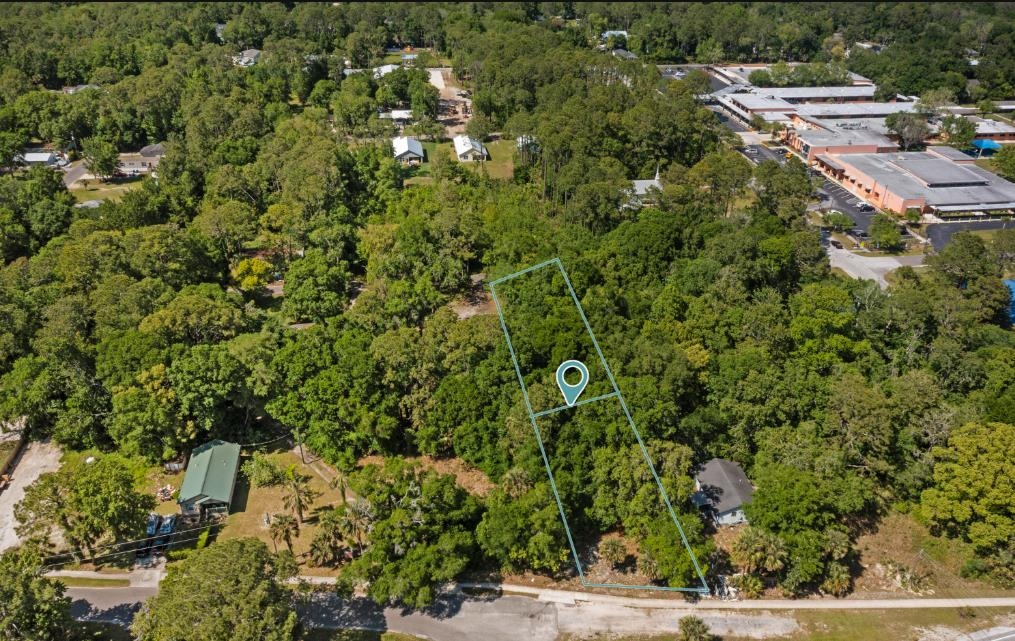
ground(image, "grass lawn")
xmin=69 ymin=176 xmax=144 ymax=203
xmin=216 ymin=450 xmax=347 ymax=570
xmin=767 ymin=607 xmax=1014 ymax=641
xmin=55 ymin=576 xmax=131 ymax=588
xmin=463 ymin=139 xmax=515 ymax=180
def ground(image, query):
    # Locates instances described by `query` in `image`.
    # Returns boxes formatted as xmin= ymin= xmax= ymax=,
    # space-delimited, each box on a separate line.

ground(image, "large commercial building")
xmin=813 ymin=147 xmax=1015 ymax=215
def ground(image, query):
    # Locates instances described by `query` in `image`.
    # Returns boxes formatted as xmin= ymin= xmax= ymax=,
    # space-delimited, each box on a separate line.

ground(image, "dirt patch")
xmin=451 ymin=273 xmax=496 ymax=319
xmin=357 ymin=454 xmax=494 ymax=497
xmin=854 ymin=511 xmax=1002 ymax=598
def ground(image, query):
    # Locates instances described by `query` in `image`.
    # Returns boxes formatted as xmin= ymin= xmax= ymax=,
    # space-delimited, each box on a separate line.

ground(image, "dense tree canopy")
xmin=1 ymin=2 xmax=1014 ymax=607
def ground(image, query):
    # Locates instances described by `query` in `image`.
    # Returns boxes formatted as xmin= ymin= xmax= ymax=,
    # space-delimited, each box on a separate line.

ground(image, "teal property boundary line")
xmin=489 ymin=257 xmax=710 ymax=595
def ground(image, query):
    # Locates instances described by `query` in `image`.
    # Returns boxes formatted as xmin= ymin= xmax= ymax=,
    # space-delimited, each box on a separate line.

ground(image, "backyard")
xmin=217 ymin=448 xmax=347 ymax=571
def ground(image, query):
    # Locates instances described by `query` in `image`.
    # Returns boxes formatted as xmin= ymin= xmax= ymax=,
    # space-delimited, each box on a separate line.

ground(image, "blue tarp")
xmin=1006 ymin=280 xmax=1015 ymax=323
xmin=973 ymin=139 xmax=1002 ymax=151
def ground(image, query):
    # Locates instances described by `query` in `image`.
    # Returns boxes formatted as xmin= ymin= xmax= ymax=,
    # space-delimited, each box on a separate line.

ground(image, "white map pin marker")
xmin=556 ymin=360 xmax=590 ymax=406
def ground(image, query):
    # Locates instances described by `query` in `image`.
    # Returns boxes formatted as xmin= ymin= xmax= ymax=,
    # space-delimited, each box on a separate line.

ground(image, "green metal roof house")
xmin=178 ymin=440 xmax=241 ymax=518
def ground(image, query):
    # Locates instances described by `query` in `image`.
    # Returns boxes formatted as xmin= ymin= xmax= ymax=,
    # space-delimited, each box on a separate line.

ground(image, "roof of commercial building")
xmin=753 ymin=85 xmax=876 ymax=100
xmin=694 ymin=458 xmax=754 ymax=515
xmin=968 ymin=116 xmax=1015 ymax=135
xmin=713 ymin=64 xmax=872 ymax=86
xmin=392 ymin=136 xmax=424 ymax=158
xmin=794 ymin=127 xmax=897 ymax=149
xmin=795 ymin=101 xmax=916 ymax=118
xmin=829 ymin=151 xmax=1015 ymax=209
xmin=927 ymin=145 xmax=973 ymax=162
xmin=726 ymin=93 xmax=796 ymax=111
xmin=178 ymin=440 xmax=241 ymax=506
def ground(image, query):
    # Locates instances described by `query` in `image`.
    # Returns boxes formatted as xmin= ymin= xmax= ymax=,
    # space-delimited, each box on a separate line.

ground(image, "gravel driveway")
xmin=0 ymin=440 xmax=62 ymax=552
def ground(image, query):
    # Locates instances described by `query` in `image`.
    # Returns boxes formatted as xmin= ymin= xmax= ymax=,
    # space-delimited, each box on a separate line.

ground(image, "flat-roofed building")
xmin=712 ymin=64 xmax=872 ymax=87
xmin=813 ymin=149 xmax=1015 ymax=215
xmin=752 ymin=85 xmax=876 ymax=103
xmin=968 ymin=116 xmax=1015 ymax=142
xmin=785 ymin=127 xmax=898 ymax=162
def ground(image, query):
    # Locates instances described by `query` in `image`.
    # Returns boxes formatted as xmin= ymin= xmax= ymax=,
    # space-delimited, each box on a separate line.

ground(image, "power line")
xmin=39 ymin=521 xmax=225 ymax=566
xmin=43 ymin=528 xmax=222 ymax=570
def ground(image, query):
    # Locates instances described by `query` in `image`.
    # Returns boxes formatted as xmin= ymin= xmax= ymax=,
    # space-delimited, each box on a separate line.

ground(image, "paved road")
xmin=65 ymin=578 xmax=1015 ymax=640
xmin=826 ymin=247 xmax=925 ymax=288
xmin=68 ymin=587 xmax=156 ymax=626
xmin=62 ymin=161 xmax=87 ymax=187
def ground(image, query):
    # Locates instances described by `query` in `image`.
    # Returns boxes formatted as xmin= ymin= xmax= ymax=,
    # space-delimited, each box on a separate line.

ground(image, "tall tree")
xmin=0 ymin=546 xmax=73 ymax=641
xmin=269 ymin=513 xmax=299 ymax=554
xmin=282 ymin=465 xmax=321 ymax=523
xmin=81 ymin=136 xmax=119 ymax=181
xmin=132 ymin=538 xmax=299 ymax=641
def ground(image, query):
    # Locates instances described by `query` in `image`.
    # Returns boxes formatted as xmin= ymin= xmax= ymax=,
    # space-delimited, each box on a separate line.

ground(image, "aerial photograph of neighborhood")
xmin=0 ymin=2 xmax=1013 ymax=640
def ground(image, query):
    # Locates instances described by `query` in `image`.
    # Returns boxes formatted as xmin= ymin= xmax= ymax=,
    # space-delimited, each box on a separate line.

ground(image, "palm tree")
xmin=732 ymin=527 xmax=786 ymax=575
xmin=283 ymin=466 xmax=322 ymax=523
xmin=340 ymin=499 xmax=374 ymax=552
xmin=328 ymin=469 xmax=349 ymax=507
xmin=269 ymin=513 xmax=299 ymax=554
xmin=501 ymin=467 xmax=531 ymax=498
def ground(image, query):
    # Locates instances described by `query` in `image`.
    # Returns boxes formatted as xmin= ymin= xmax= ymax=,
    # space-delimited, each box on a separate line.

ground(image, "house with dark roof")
xmin=692 ymin=458 xmax=754 ymax=526
xmin=178 ymin=440 xmax=241 ymax=519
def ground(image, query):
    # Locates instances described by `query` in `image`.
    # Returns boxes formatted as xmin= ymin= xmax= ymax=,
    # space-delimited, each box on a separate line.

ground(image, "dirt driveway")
xmin=0 ymin=440 xmax=62 ymax=552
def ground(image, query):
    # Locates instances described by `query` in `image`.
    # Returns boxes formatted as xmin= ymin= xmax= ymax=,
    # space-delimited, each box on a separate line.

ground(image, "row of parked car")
xmin=138 ymin=513 xmax=177 ymax=558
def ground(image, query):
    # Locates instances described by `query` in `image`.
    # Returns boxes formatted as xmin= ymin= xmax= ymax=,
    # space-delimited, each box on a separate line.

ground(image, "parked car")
xmin=137 ymin=513 xmax=161 ymax=558
xmin=152 ymin=514 xmax=177 ymax=554
xmin=855 ymin=202 xmax=875 ymax=212
xmin=830 ymin=240 xmax=843 ymax=249
xmin=742 ymin=147 xmax=757 ymax=155
xmin=851 ymin=229 xmax=871 ymax=239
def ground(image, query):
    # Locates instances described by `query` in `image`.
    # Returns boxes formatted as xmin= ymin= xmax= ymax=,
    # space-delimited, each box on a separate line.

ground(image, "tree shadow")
xmin=230 ymin=475 xmax=251 ymax=514
xmin=296 ymin=592 xmax=387 ymax=631
xmin=70 ymin=599 xmax=144 ymax=627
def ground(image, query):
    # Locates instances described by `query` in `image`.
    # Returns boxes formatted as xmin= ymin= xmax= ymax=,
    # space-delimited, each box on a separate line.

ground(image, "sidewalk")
xmin=47 ymin=564 xmax=165 ymax=588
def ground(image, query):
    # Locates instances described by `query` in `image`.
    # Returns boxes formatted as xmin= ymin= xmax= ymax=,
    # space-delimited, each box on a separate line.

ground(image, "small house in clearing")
xmin=392 ymin=136 xmax=425 ymax=164
xmin=692 ymin=458 xmax=754 ymax=526
xmin=178 ymin=440 xmax=241 ymax=520
xmin=453 ymin=134 xmax=488 ymax=161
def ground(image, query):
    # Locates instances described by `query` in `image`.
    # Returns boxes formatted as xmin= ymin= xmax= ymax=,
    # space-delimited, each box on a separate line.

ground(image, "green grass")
xmin=69 ymin=177 xmax=143 ymax=203
xmin=776 ymin=607 xmax=1013 ymax=641
xmin=461 ymin=139 xmax=515 ymax=180
xmin=55 ymin=576 xmax=131 ymax=588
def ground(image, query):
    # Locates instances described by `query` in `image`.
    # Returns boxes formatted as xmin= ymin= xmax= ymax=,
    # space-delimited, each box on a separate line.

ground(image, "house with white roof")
xmin=392 ymin=137 xmax=425 ymax=164
xmin=373 ymin=64 xmax=400 ymax=79
xmin=231 ymin=49 xmax=261 ymax=67
xmin=453 ymin=135 xmax=488 ymax=162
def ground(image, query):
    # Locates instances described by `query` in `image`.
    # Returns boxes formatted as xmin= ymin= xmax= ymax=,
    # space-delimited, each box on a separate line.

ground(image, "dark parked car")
xmin=830 ymin=240 xmax=843 ymax=249
xmin=856 ymin=203 xmax=875 ymax=213
xmin=137 ymin=513 xmax=161 ymax=557
xmin=152 ymin=515 xmax=177 ymax=554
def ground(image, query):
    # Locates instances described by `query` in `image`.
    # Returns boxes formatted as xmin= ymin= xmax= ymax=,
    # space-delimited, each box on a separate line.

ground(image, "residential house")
xmin=373 ymin=64 xmax=400 ymax=79
xmin=178 ymin=440 xmax=241 ymax=520
xmin=118 ymin=142 xmax=165 ymax=174
xmin=232 ymin=49 xmax=261 ymax=67
xmin=692 ymin=458 xmax=754 ymax=526
xmin=453 ymin=134 xmax=488 ymax=161
xmin=392 ymin=136 xmax=425 ymax=164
